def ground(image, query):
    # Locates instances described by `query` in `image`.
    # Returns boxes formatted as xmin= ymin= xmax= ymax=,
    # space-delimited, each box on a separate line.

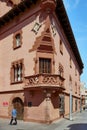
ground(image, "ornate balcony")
xmin=24 ymin=74 xmax=65 ymax=90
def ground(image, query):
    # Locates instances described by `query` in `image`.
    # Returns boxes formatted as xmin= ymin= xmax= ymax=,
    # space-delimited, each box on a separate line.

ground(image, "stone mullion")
xmin=21 ymin=60 xmax=24 ymax=81
xmin=11 ymin=65 xmax=14 ymax=83
xmin=20 ymin=63 xmax=22 ymax=81
xmin=14 ymin=64 xmax=18 ymax=82
xmin=19 ymin=62 xmax=22 ymax=81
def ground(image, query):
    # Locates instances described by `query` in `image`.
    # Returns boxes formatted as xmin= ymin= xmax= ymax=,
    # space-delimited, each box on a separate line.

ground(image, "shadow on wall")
xmin=24 ymin=90 xmax=59 ymax=108
xmin=66 ymin=123 xmax=87 ymax=130
xmin=24 ymin=90 xmax=45 ymax=107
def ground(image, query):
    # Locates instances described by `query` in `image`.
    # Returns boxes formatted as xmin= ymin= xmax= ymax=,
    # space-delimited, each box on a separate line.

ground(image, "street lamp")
xmin=69 ymin=82 xmax=73 ymax=120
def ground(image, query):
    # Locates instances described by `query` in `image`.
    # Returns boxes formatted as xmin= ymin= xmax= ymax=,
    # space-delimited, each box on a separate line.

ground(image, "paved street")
xmin=0 ymin=110 xmax=87 ymax=130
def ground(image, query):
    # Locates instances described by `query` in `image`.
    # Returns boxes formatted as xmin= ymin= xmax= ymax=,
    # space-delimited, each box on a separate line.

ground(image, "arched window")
xmin=13 ymin=30 xmax=22 ymax=49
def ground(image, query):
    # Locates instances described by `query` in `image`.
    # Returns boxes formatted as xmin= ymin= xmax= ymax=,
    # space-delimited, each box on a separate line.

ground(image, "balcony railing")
xmin=24 ymin=74 xmax=65 ymax=89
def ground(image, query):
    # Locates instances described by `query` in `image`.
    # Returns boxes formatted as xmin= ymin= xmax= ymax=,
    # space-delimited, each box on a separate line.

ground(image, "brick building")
xmin=0 ymin=0 xmax=83 ymax=123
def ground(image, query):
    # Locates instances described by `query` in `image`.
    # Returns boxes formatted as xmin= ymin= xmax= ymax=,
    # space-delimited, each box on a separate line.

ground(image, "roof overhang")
xmin=0 ymin=0 xmax=37 ymax=27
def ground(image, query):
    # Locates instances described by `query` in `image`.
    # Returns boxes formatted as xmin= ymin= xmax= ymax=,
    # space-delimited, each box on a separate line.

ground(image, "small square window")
xmin=70 ymin=57 xmax=72 ymax=68
xmin=59 ymin=39 xmax=63 ymax=55
xmin=32 ymin=22 xmax=41 ymax=34
xmin=51 ymin=25 xmax=56 ymax=36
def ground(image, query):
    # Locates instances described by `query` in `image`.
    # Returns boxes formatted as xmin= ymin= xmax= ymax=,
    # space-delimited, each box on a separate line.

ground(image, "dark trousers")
xmin=10 ymin=116 xmax=17 ymax=125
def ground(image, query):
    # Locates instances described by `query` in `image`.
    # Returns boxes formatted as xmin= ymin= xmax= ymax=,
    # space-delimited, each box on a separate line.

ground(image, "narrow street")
xmin=0 ymin=110 xmax=87 ymax=130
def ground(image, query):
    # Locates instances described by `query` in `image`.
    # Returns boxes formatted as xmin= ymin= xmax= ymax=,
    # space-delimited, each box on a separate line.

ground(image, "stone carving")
xmin=24 ymin=74 xmax=65 ymax=88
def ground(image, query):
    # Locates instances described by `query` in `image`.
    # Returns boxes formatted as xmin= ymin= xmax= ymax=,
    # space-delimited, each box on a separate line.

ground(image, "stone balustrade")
xmin=24 ymin=74 xmax=65 ymax=89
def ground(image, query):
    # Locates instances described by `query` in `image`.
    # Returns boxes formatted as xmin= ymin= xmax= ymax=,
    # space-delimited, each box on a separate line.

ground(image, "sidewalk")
xmin=0 ymin=111 xmax=87 ymax=130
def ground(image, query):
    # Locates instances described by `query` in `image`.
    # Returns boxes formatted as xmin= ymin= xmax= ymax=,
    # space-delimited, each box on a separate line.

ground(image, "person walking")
xmin=9 ymin=108 xmax=17 ymax=125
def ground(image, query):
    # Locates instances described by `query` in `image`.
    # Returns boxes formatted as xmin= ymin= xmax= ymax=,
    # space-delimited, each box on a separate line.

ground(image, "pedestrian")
xmin=9 ymin=108 xmax=17 ymax=125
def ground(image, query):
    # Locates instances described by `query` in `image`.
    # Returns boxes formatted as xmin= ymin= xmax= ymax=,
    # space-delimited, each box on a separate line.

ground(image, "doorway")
xmin=12 ymin=97 xmax=24 ymax=120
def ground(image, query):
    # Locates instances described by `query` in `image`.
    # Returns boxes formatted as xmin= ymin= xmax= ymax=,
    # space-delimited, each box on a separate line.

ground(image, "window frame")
xmin=13 ymin=30 xmax=22 ymax=50
xmin=75 ymin=82 xmax=77 ymax=94
xmin=32 ymin=22 xmax=41 ymax=34
xmin=39 ymin=58 xmax=51 ymax=74
xmin=59 ymin=39 xmax=63 ymax=55
xmin=70 ymin=57 xmax=72 ymax=68
xmin=58 ymin=63 xmax=64 ymax=77
xmin=10 ymin=59 xmax=24 ymax=84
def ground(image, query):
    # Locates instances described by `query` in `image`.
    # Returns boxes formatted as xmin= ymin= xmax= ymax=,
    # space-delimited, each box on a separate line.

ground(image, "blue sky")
xmin=63 ymin=0 xmax=87 ymax=87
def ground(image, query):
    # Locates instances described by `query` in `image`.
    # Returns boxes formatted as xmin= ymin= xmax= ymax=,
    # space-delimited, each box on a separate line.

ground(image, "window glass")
xmin=39 ymin=58 xmax=51 ymax=74
xmin=13 ymin=30 xmax=22 ymax=49
xmin=15 ymin=34 xmax=21 ymax=47
xmin=11 ymin=60 xmax=23 ymax=84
